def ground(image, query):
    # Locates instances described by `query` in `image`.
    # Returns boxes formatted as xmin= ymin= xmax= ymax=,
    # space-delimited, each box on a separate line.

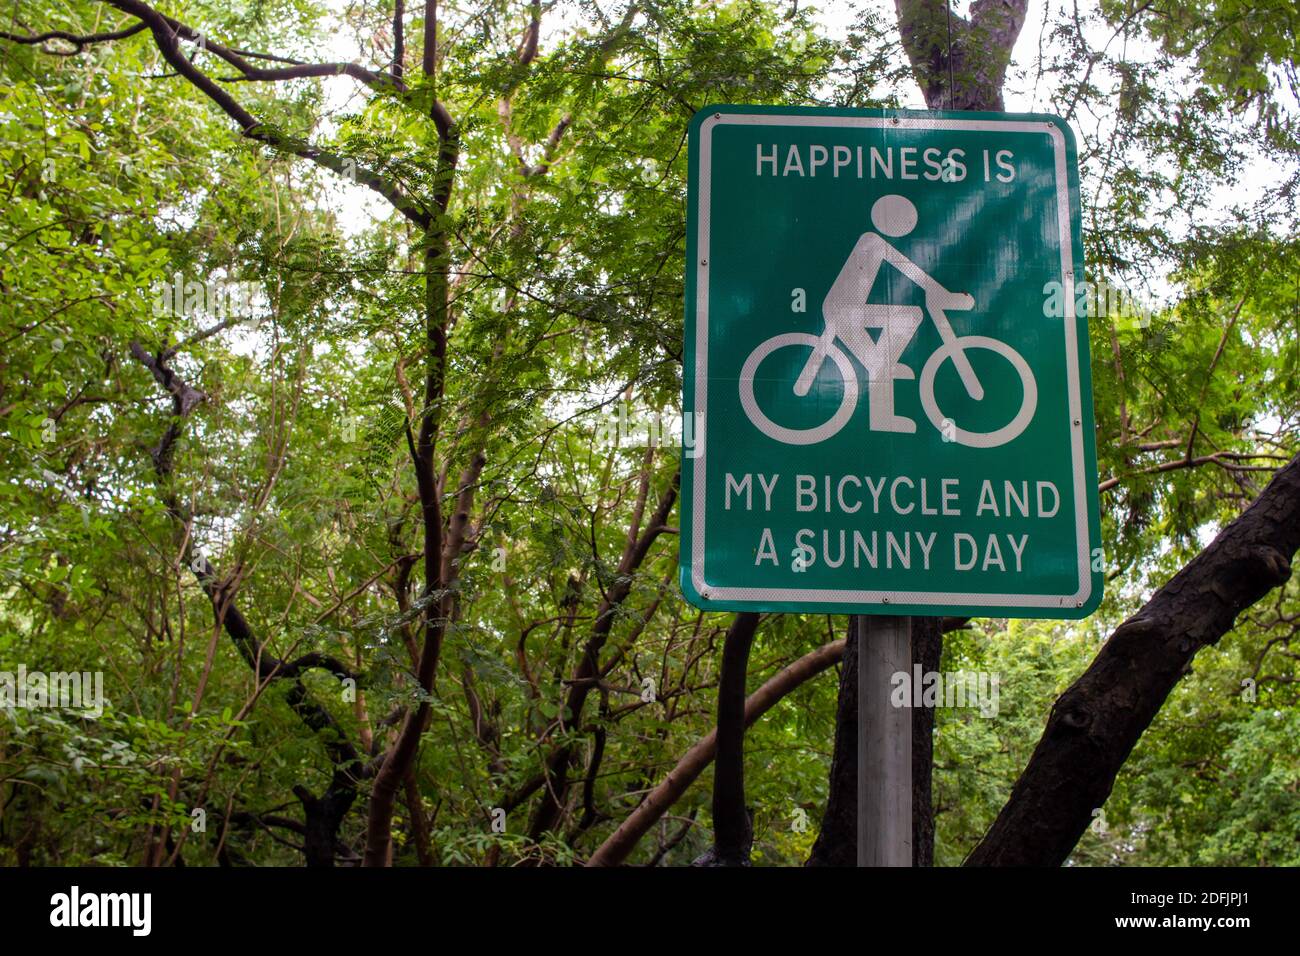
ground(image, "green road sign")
xmin=680 ymin=105 xmax=1102 ymax=618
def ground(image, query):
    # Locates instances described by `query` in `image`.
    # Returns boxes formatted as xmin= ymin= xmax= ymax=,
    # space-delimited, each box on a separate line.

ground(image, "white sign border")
xmin=689 ymin=111 xmax=1093 ymax=611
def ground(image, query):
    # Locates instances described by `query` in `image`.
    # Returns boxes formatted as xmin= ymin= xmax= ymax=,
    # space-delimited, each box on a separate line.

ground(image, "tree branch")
xmin=586 ymin=636 xmax=846 ymax=867
xmin=0 ymin=21 xmax=146 ymax=53
xmin=967 ymin=452 xmax=1300 ymax=866
xmin=128 ymin=342 xmax=365 ymax=866
xmin=528 ymin=470 xmax=680 ymax=840
xmin=392 ymin=0 xmax=405 ymax=79
xmin=98 ymin=0 xmax=432 ymax=227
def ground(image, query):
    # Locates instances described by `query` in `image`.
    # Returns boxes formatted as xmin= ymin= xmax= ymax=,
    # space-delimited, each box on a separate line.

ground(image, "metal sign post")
xmin=856 ymin=614 xmax=912 ymax=866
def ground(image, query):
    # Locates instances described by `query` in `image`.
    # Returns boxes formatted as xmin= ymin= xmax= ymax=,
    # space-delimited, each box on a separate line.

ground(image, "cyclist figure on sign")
xmin=738 ymin=193 xmax=1037 ymax=448
xmin=797 ymin=193 xmax=977 ymax=434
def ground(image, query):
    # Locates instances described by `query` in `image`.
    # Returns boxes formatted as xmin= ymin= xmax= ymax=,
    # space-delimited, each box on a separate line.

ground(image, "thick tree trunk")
xmin=692 ymin=613 xmax=760 ymax=866
xmin=807 ymin=616 xmax=942 ymax=866
xmin=968 ymin=453 xmax=1300 ymax=866
xmin=295 ymin=786 xmax=354 ymax=868
xmin=910 ymin=616 xmax=943 ymax=865
xmin=806 ymin=622 xmax=859 ymax=867
xmin=893 ymin=0 xmax=1029 ymax=111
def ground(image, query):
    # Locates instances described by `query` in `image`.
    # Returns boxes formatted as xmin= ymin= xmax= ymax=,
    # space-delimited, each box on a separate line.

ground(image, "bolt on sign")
xmin=680 ymin=105 xmax=1103 ymax=618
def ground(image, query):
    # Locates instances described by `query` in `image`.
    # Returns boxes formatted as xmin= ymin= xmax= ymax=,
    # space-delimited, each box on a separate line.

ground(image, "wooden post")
xmin=857 ymin=614 xmax=912 ymax=867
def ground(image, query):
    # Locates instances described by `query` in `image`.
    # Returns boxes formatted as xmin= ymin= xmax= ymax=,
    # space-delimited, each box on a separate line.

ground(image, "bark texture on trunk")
xmin=692 ymin=612 xmax=759 ymax=866
xmin=893 ymin=0 xmax=1029 ymax=110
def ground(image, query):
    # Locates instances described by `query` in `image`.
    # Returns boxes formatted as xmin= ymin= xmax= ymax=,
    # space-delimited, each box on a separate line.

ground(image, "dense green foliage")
xmin=1 ymin=0 xmax=1297 ymax=866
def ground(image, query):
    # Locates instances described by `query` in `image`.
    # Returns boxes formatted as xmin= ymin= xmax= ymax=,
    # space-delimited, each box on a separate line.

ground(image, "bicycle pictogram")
xmin=738 ymin=194 xmax=1038 ymax=448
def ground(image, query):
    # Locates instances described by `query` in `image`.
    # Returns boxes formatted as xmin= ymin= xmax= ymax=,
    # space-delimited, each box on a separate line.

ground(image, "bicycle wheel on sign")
xmin=919 ymin=335 xmax=1038 ymax=448
xmin=738 ymin=333 xmax=858 ymax=446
